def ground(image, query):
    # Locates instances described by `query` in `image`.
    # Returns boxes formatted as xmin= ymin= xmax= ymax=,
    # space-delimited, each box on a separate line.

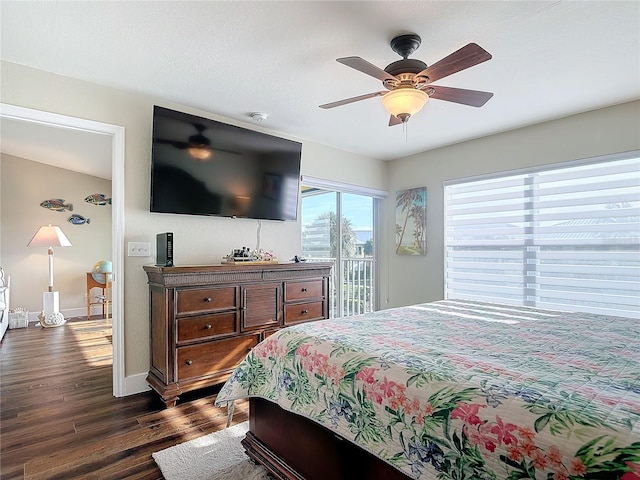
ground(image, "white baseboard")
xmin=26 ymin=306 xmax=109 ymax=323
xmin=123 ymin=372 xmax=151 ymax=397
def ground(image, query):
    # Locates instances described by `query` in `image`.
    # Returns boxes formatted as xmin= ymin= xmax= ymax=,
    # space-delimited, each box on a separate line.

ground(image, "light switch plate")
xmin=128 ymin=242 xmax=151 ymax=257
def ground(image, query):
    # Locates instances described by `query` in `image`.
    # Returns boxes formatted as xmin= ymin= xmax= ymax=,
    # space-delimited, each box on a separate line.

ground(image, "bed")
xmin=215 ymin=299 xmax=640 ymax=480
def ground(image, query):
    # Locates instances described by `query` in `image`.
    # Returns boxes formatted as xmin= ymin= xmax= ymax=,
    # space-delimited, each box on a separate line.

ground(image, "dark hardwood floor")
xmin=0 ymin=317 xmax=248 ymax=479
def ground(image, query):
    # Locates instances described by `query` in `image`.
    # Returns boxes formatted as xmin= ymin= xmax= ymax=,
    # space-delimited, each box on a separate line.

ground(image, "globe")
xmin=92 ymin=260 xmax=112 ymax=284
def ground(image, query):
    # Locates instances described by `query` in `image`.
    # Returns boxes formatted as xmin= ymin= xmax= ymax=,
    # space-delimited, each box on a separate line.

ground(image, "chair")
xmin=86 ymin=272 xmax=111 ymax=319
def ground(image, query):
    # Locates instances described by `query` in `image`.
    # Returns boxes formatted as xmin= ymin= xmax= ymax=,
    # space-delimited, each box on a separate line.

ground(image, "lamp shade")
xmin=27 ymin=225 xmax=72 ymax=248
xmin=381 ymin=88 xmax=429 ymax=122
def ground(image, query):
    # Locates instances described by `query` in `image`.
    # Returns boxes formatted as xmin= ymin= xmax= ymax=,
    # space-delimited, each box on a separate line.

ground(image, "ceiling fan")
xmin=320 ymin=33 xmax=493 ymax=126
xmin=156 ymin=123 xmax=239 ymax=160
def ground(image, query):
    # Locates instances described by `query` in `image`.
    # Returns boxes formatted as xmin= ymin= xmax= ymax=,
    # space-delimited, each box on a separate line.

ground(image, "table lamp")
xmin=27 ymin=224 xmax=72 ymax=327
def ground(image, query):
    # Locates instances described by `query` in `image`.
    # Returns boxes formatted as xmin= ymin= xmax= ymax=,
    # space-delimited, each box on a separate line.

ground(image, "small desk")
xmin=86 ymin=272 xmax=112 ymax=319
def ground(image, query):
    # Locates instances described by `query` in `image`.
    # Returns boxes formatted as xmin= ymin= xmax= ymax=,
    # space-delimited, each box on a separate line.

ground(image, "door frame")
xmin=0 ymin=103 xmax=126 ymax=396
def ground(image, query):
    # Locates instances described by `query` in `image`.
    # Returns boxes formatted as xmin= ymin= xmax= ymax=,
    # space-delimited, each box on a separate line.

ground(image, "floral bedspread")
xmin=215 ymin=300 xmax=640 ymax=480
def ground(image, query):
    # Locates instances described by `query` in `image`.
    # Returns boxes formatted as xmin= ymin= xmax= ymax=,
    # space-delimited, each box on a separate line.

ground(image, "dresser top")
xmin=143 ymin=262 xmax=334 ymax=287
xmin=143 ymin=261 xmax=334 ymax=273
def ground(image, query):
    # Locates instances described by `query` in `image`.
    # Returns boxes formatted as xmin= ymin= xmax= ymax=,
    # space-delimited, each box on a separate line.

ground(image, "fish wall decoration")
xmin=68 ymin=214 xmax=90 ymax=225
xmin=85 ymin=194 xmax=112 ymax=206
xmin=40 ymin=199 xmax=73 ymax=212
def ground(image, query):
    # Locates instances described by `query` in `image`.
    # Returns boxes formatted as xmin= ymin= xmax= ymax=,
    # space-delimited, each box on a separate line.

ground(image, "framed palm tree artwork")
xmin=395 ymin=186 xmax=426 ymax=255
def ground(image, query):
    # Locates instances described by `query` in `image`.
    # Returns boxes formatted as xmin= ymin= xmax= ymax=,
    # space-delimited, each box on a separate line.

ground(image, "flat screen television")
xmin=150 ymin=106 xmax=302 ymax=221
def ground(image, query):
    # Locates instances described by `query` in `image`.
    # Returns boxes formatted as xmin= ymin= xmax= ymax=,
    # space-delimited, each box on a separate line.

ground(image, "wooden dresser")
xmin=143 ymin=262 xmax=333 ymax=407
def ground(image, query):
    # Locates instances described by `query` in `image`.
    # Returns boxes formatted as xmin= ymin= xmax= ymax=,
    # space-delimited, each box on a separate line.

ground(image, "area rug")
xmin=152 ymin=421 xmax=271 ymax=480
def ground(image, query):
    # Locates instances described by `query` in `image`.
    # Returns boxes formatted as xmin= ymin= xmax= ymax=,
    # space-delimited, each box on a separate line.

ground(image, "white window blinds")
xmin=445 ymin=153 xmax=640 ymax=318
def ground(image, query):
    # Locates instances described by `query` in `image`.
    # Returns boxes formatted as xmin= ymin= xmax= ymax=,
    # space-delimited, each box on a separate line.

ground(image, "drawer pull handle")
xmin=301 ymin=288 xmax=308 ymax=292
xmin=204 ymin=297 xmax=212 ymax=302
xmin=186 ymin=360 xmax=193 ymax=366
xmin=204 ymin=324 xmax=212 ymax=330
xmin=302 ymin=309 xmax=308 ymax=314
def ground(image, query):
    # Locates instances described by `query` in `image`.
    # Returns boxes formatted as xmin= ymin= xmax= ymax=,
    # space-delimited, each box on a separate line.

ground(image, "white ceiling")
xmin=1 ymin=1 xmax=639 ymax=178
xmin=0 ymin=118 xmax=114 ymax=179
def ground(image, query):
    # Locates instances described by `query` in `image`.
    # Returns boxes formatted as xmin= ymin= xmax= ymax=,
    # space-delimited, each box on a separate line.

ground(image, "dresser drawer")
xmin=176 ymin=312 xmax=236 ymax=343
xmin=176 ymin=334 xmax=259 ymax=381
xmin=176 ymin=286 xmax=237 ymax=315
xmin=284 ymin=279 xmax=324 ymax=302
xmin=284 ymin=301 xmax=325 ymax=326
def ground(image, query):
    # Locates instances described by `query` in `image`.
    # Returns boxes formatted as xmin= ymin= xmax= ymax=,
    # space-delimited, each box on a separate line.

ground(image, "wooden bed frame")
xmin=242 ymin=397 xmax=411 ymax=480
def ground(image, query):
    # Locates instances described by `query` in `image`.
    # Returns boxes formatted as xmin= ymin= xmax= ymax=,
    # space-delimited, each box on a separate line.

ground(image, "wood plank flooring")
xmin=0 ymin=318 xmax=247 ymax=479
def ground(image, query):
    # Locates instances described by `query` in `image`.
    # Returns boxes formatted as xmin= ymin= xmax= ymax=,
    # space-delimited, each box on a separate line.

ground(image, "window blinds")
xmin=445 ymin=154 xmax=640 ymax=318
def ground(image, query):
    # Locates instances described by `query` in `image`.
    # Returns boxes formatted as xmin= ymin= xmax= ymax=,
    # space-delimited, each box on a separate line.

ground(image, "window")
xmin=445 ymin=152 xmax=640 ymax=318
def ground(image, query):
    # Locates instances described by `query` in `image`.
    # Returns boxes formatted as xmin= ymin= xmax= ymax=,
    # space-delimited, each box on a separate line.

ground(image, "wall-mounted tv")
xmin=150 ymin=106 xmax=302 ymax=221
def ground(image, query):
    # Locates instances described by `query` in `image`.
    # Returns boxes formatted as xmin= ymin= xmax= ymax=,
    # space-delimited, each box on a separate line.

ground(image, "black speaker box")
xmin=156 ymin=232 xmax=173 ymax=267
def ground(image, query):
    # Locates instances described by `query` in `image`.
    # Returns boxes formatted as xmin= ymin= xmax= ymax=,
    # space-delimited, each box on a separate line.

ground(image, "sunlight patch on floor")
xmin=66 ymin=318 xmax=113 ymax=367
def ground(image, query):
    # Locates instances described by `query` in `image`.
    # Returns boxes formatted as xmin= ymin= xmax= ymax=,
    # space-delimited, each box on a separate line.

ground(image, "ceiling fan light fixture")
xmin=381 ymin=88 xmax=428 ymax=122
xmin=188 ymin=146 xmax=212 ymax=160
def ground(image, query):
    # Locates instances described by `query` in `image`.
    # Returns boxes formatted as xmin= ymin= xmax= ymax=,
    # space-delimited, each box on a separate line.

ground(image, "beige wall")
xmin=383 ymin=100 xmax=640 ymax=309
xmin=0 ymin=154 xmax=112 ymax=316
xmin=5 ymin=58 xmax=636 ymax=390
xmin=0 ymin=60 xmax=388 ymax=382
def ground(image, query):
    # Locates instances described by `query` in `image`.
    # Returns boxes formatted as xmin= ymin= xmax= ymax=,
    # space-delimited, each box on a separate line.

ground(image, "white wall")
xmin=0 ymin=60 xmax=387 ymax=381
xmin=1 ymin=155 xmax=112 ymax=316
xmin=383 ymin=100 xmax=640 ymax=309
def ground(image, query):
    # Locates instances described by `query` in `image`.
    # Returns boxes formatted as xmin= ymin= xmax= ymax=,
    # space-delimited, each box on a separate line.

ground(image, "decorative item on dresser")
xmin=143 ymin=262 xmax=333 ymax=407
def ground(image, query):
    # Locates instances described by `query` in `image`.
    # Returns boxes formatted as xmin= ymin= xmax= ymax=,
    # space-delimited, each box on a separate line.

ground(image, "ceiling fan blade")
xmin=214 ymin=147 xmax=242 ymax=156
xmin=417 ymin=43 xmax=492 ymax=83
xmin=426 ymin=85 xmax=493 ymax=107
xmin=156 ymin=139 xmax=189 ymax=149
xmin=337 ymin=57 xmax=397 ymax=83
xmin=156 ymin=139 xmax=240 ymax=155
xmin=319 ymin=91 xmax=386 ymax=109
xmin=388 ymin=115 xmax=403 ymax=127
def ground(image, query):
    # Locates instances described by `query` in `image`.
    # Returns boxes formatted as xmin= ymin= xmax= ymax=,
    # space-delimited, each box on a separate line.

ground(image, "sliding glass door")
xmin=301 ymin=188 xmax=377 ymax=318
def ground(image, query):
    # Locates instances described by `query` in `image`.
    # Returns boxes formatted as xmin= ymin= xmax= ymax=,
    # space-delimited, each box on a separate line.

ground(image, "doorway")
xmin=0 ymin=103 xmax=126 ymax=396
